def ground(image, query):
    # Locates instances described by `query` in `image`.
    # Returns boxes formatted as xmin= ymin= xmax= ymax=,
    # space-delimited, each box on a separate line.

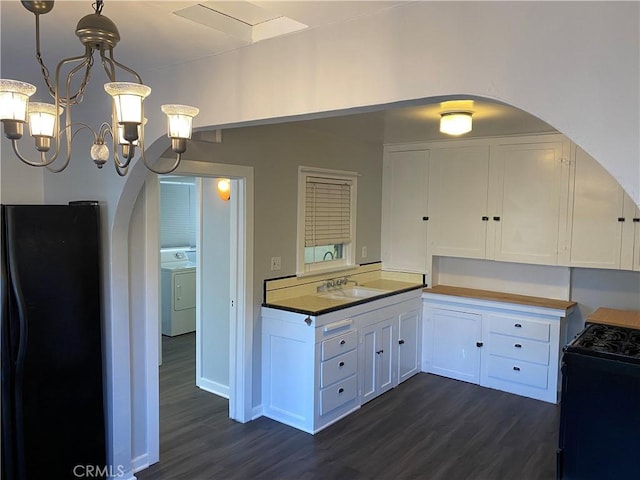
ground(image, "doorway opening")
xmin=140 ymin=160 xmax=254 ymax=467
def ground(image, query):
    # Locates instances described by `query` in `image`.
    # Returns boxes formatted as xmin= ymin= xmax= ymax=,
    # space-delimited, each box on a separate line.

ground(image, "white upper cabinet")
xmin=428 ymin=145 xmax=490 ymax=259
xmin=381 ymin=148 xmax=429 ymax=273
xmin=567 ymin=147 xmax=625 ymax=268
xmin=489 ymin=138 xmax=570 ymax=265
xmin=633 ymin=205 xmax=640 ymax=272
xmin=566 ymin=147 xmax=640 ymax=270
xmin=382 ymin=134 xmax=639 ymax=273
xmin=621 ymin=194 xmax=640 ymax=271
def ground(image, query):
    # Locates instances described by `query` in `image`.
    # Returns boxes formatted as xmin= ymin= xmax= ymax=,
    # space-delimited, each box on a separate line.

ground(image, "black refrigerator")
xmin=1 ymin=202 xmax=106 ymax=480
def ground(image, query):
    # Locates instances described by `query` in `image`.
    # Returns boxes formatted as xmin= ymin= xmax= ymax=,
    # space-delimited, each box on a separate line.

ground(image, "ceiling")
xmin=1 ymin=1 xmax=555 ymax=145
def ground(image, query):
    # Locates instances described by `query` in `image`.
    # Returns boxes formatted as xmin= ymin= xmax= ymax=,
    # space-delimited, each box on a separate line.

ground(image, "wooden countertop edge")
xmin=423 ymin=285 xmax=577 ymax=313
xmin=587 ymin=307 xmax=640 ymax=329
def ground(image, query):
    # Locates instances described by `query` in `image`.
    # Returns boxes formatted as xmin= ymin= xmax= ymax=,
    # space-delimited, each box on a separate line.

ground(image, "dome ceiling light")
xmin=439 ymin=100 xmax=475 ymax=136
xmin=0 ymin=0 xmax=199 ymax=176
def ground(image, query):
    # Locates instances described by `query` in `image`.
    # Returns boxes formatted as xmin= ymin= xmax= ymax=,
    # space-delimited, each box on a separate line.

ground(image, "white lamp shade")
xmin=161 ymin=104 xmax=199 ymax=139
xmin=104 ymin=82 xmax=151 ymax=124
xmin=440 ymin=112 xmax=472 ymax=136
xmin=28 ymin=102 xmax=62 ymax=137
xmin=0 ymin=79 xmax=36 ymax=122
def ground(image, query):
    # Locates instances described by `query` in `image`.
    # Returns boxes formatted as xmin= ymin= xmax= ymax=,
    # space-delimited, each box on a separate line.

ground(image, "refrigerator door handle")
xmin=5 ymin=217 xmax=30 ymax=479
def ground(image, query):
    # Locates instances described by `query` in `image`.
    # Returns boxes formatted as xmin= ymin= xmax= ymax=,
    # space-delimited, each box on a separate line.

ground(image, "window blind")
xmin=160 ymin=182 xmax=197 ymax=248
xmin=305 ymin=176 xmax=352 ymax=247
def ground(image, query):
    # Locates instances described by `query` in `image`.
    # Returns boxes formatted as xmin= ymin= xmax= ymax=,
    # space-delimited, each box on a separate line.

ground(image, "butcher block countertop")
xmin=587 ymin=307 xmax=640 ymax=329
xmin=423 ymin=285 xmax=576 ymax=314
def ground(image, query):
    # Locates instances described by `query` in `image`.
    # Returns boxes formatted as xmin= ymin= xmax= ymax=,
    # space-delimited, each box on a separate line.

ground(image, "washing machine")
xmin=161 ymin=250 xmax=196 ymax=336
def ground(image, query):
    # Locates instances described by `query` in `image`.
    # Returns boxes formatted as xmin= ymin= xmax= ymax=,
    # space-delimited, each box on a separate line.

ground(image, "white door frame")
xmin=146 ymin=160 xmax=254 ymax=462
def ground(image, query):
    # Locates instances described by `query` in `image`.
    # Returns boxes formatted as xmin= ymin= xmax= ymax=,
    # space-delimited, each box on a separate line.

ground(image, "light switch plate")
xmin=270 ymin=256 xmax=281 ymax=271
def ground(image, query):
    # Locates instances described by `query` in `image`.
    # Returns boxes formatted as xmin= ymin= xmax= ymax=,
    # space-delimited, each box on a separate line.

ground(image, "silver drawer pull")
xmin=513 ymin=366 xmax=521 ymax=371
xmin=323 ymin=319 xmax=353 ymax=332
xmin=514 ymin=343 xmax=522 ymax=348
xmin=339 ymin=361 xmax=345 ymax=367
xmin=338 ymin=387 xmax=344 ymax=394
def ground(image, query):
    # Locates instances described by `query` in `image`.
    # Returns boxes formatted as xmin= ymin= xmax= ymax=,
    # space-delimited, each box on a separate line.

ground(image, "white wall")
xmin=199 ymin=177 xmax=231 ymax=395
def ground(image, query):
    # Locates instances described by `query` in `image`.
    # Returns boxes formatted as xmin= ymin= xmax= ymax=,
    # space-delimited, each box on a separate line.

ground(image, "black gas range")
xmin=557 ymin=322 xmax=640 ymax=479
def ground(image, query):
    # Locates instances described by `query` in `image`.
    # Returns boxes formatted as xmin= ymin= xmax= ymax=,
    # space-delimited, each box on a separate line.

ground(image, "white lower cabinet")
xmin=429 ymin=308 xmax=482 ymax=384
xmin=397 ymin=308 xmax=422 ymax=383
xmin=261 ymin=289 xmax=422 ymax=434
xmin=359 ymin=317 xmax=396 ymax=404
xmin=423 ymin=292 xmax=571 ymax=403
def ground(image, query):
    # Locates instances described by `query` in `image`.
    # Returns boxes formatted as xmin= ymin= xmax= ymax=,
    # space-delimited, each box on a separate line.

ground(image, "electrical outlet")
xmin=361 ymin=246 xmax=367 ymax=258
xmin=270 ymin=256 xmax=281 ymax=271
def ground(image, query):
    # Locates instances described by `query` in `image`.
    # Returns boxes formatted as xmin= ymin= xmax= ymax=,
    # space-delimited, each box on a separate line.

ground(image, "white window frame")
xmin=297 ymin=166 xmax=359 ymax=276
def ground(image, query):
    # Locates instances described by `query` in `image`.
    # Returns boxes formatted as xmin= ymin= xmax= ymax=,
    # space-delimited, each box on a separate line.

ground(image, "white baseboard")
xmin=197 ymin=377 xmax=230 ymax=398
xmin=251 ymin=404 xmax=263 ymax=420
xmin=131 ymin=453 xmax=150 ymax=474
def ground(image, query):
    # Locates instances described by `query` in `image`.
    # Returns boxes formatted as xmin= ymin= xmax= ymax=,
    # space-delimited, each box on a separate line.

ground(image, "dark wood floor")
xmin=137 ymin=333 xmax=560 ymax=480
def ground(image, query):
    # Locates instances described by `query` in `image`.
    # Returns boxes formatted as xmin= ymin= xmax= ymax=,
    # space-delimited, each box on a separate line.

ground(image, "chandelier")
xmin=0 ymin=0 xmax=199 ymax=176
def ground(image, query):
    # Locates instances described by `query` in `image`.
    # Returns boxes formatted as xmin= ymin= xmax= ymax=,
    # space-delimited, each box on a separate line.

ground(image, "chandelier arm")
xmin=106 ymin=48 xmax=143 ymax=83
xmin=100 ymin=49 xmax=117 ymax=82
xmin=11 ymin=140 xmax=58 ymax=168
xmin=59 ymin=53 xmax=94 ymax=110
xmin=49 ymin=46 xmax=94 ymax=107
xmin=115 ymin=164 xmax=129 ymax=177
xmin=37 ymin=54 xmax=89 ymax=169
xmin=112 ymin=143 xmax=135 ymax=170
xmin=45 ymin=123 xmax=99 ymax=173
xmin=142 ymin=153 xmax=182 ymax=175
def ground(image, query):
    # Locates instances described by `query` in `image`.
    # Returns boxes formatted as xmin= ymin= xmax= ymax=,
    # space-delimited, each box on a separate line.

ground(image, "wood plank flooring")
xmin=136 ymin=333 xmax=560 ymax=480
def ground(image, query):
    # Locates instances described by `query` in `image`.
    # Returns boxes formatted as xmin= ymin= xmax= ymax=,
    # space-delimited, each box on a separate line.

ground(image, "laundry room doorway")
xmin=142 ymin=160 xmax=254 ymax=466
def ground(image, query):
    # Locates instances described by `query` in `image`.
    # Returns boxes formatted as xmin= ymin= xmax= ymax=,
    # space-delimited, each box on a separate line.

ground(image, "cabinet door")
xmin=568 ymin=147 xmax=624 ymax=268
xmin=429 ymin=146 xmax=490 ymax=259
xmin=490 ymin=141 xmax=568 ymax=265
xmin=633 ymin=205 xmax=640 ymax=272
xmin=381 ymin=149 xmax=429 ymax=273
xmin=359 ymin=318 xmax=396 ymax=404
xmin=621 ymin=195 xmax=640 ymax=271
xmin=397 ymin=309 xmax=421 ymax=383
xmin=430 ymin=308 xmax=482 ymax=384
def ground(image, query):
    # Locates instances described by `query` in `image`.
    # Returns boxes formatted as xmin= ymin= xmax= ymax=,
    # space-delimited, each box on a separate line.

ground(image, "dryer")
xmin=161 ymin=250 xmax=196 ymax=336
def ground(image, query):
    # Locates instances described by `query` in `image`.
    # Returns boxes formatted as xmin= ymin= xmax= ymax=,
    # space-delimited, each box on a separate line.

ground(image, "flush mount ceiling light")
xmin=439 ymin=111 xmax=473 ymax=136
xmin=0 ymin=0 xmax=199 ymax=176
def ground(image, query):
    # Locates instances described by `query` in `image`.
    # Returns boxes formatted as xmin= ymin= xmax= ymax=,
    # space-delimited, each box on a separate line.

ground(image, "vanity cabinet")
xmin=422 ymin=287 xmax=573 ymax=403
xmin=397 ymin=308 xmax=422 ymax=383
xmin=359 ymin=317 xmax=395 ymax=404
xmin=261 ymin=289 xmax=422 ymax=433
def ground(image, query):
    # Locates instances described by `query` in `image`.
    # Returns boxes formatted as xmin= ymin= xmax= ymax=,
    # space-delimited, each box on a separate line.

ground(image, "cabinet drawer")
xmin=489 ymin=315 xmax=549 ymax=342
xmin=486 ymin=355 xmax=548 ymax=389
xmin=489 ymin=333 xmax=550 ymax=365
xmin=321 ymin=349 xmax=358 ymax=388
xmin=321 ymin=330 xmax=357 ymax=361
xmin=319 ymin=374 xmax=357 ymax=416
